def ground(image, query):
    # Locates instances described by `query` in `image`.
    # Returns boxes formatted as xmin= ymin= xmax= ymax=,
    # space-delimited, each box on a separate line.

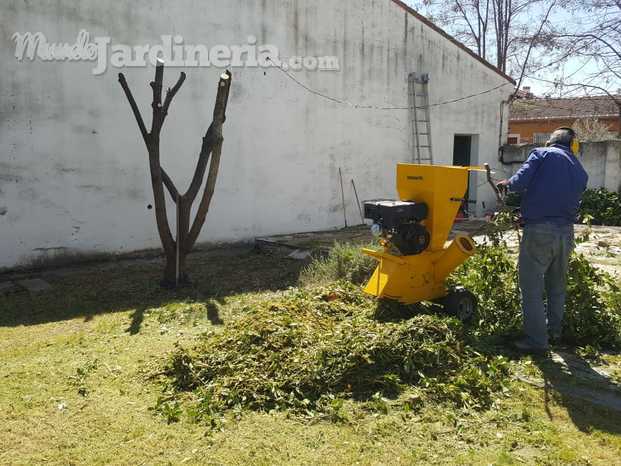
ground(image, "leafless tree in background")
xmin=572 ymin=117 xmax=617 ymax=141
xmin=411 ymin=0 xmax=557 ymax=74
xmin=411 ymin=0 xmax=620 ymax=134
xmin=528 ymin=1 xmax=621 ymax=133
xmin=118 ymin=63 xmax=232 ymax=287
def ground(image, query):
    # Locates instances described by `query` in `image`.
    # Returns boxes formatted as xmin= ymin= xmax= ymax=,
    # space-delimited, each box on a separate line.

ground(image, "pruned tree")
xmin=118 ymin=61 xmax=232 ymax=287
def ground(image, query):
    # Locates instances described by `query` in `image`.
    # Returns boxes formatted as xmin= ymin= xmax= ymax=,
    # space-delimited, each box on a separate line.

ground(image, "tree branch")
xmin=186 ymin=71 xmax=232 ymax=249
xmin=150 ymin=58 xmax=165 ymax=135
xmin=511 ymin=0 xmax=557 ymax=100
xmin=145 ymin=60 xmax=174 ymax=254
xmin=183 ymin=71 xmax=232 ymax=203
xmin=183 ymin=124 xmax=217 ymax=202
xmin=526 ymin=75 xmax=621 ymax=106
xmin=454 ymin=0 xmax=481 ymax=54
xmin=162 ymin=72 xmax=187 ymax=118
xmin=161 ymin=168 xmax=179 ymax=200
xmin=186 ymin=139 xmax=223 ymax=251
xmin=118 ymin=73 xmax=149 ymax=146
xmin=552 ymin=33 xmax=621 ymax=61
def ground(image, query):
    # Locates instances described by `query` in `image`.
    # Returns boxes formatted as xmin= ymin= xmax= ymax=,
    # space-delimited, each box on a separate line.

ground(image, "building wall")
xmin=0 ymin=0 xmax=513 ymax=269
xmin=509 ymin=117 xmax=621 ymax=144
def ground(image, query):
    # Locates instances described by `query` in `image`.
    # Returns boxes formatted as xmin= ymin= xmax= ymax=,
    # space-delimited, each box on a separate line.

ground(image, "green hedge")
xmin=579 ymin=188 xmax=621 ymax=226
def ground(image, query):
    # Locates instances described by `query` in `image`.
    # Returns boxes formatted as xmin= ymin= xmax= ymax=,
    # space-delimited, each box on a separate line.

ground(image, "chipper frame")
xmin=362 ymin=163 xmax=484 ymax=320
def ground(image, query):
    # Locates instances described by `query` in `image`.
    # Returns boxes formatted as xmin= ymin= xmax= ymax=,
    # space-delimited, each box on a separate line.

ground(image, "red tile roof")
xmin=510 ymin=96 xmax=621 ymax=121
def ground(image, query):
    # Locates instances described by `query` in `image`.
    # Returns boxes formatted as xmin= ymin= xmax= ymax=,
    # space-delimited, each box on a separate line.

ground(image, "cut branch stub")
xmin=163 ymin=72 xmax=187 ymax=116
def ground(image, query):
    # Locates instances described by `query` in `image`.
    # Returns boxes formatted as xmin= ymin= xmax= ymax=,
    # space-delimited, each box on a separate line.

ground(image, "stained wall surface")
xmin=0 ymin=0 xmax=513 ymax=268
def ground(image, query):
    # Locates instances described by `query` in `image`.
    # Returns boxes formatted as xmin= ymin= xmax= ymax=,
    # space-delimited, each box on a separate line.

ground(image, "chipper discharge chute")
xmin=362 ymin=163 xmax=482 ymax=321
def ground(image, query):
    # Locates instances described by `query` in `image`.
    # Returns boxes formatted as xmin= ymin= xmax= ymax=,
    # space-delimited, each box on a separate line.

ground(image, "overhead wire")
xmin=266 ymin=58 xmax=514 ymax=111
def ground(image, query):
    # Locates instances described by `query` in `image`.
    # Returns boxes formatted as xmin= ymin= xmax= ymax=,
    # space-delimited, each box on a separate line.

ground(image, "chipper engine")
xmin=362 ymin=163 xmax=482 ymax=321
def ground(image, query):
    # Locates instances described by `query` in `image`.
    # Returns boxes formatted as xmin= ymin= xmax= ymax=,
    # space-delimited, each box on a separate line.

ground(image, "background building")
xmin=1 ymin=0 xmax=515 ymax=269
xmin=509 ymin=95 xmax=621 ymax=144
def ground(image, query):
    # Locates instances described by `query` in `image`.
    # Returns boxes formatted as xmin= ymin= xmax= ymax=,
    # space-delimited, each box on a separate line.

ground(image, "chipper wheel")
xmin=439 ymin=287 xmax=477 ymax=322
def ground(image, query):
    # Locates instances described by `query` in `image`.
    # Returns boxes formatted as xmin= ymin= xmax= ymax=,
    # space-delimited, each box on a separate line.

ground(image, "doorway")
xmin=453 ymin=135 xmax=472 ymax=166
xmin=452 ymin=135 xmax=476 ymax=217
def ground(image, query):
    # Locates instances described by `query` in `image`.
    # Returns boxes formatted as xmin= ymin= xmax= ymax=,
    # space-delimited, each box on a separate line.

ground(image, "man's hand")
xmin=496 ymin=179 xmax=509 ymax=195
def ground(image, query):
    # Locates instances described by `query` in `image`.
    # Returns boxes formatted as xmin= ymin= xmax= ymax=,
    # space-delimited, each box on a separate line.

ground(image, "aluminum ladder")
xmin=408 ymin=72 xmax=434 ymax=164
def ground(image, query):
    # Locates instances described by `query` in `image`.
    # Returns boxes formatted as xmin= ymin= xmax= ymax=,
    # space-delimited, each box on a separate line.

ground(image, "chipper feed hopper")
xmin=362 ymin=163 xmax=482 ymax=320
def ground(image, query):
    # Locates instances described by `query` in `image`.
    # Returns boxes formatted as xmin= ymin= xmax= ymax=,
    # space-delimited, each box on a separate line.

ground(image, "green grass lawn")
xmin=1 ymin=246 xmax=620 ymax=465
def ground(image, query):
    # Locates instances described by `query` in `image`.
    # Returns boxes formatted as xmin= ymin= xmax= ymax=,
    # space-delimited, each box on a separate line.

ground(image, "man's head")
xmin=546 ymin=127 xmax=580 ymax=155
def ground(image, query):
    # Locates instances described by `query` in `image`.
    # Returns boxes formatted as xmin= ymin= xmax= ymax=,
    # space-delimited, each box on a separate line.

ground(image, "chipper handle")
xmin=483 ymin=163 xmax=522 ymax=241
xmin=484 ymin=163 xmax=504 ymax=207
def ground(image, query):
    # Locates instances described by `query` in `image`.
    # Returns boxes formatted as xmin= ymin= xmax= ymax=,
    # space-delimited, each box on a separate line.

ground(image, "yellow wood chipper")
xmin=362 ymin=163 xmax=486 ymax=321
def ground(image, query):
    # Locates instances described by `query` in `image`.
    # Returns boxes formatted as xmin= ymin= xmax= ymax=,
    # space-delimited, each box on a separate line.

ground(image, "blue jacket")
xmin=508 ymin=144 xmax=588 ymax=225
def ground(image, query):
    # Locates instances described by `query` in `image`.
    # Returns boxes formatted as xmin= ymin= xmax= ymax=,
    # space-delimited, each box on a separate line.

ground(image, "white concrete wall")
xmin=581 ymin=142 xmax=608 ymax=188
xmin=604 ymin=141 xmax=621 ymax=192
xmin=0 ymin=0 xmax=513 ymax=269
xmin=500 ymin=141 xmax=621 ymax=191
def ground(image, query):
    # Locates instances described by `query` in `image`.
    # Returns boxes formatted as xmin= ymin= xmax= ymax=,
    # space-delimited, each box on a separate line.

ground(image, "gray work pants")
xmin=518 ymin=222 xmax=574 ymax=348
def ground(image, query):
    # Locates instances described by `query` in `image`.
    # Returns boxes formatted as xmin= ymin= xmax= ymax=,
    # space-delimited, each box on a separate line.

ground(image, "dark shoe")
xmin=513 ymin=338 xmax=549 ymax=356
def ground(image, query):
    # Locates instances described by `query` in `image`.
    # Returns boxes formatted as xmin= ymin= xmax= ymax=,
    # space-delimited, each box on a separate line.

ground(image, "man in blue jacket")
xmin=498 ymin=127 xmax=588 ymax=354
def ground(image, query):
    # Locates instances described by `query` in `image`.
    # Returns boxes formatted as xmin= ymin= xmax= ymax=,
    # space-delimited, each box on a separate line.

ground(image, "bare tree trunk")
xmin=118 ymin=63 xmax=232 ymax=287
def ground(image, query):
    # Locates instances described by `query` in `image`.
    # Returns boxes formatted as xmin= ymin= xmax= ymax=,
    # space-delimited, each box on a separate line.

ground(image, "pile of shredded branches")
xmin=157 ymin=236 xmax=620 ymax=425
xmin=159 ymin=283 xmax=510 ymax=424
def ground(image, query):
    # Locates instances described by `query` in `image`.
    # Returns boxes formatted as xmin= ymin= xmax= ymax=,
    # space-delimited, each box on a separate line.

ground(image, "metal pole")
xmin=351 ymin=179 xmax=364 ymax=225
xmin=175 ymin=194 xmax=180 ymax=288
xmin=338 ymin=167 xmax=348 ymax=228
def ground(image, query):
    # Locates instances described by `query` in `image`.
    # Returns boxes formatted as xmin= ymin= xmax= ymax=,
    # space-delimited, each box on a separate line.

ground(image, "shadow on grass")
xmin=127 ymin=307 xmax=146 ymax=336
xmin=533 ymin=352 xmax=621 ymax=435
xmin=0 ymin=246 xmax=306 ymax=334
xmin=470 ymin=336 xmax=621 ymax=435
xmin=206 ymin=300 xmax=224 ymax=326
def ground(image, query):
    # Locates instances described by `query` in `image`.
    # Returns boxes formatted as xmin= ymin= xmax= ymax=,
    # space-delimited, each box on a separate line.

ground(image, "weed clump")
xmin=299 ymin=242 xmax=375 ymax=286
xmin=159 ymin=283 xmax=510 ymax=424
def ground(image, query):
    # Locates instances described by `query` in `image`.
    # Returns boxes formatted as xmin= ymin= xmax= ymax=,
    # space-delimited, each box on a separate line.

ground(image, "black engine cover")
xmin=363 ymin=200 xmax=428 ymax=229
xmin=363 ymin=200 xmax=430 ymax=255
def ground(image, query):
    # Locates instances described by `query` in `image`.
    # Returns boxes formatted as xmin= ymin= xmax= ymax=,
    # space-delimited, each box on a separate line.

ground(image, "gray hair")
xmin=546 ymin=127 xmax=576 ymax=147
